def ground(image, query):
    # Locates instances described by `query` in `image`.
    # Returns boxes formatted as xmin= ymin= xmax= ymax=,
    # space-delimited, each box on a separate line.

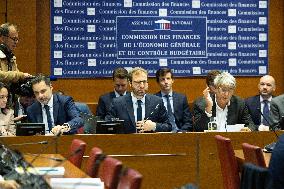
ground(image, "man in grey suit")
xmin=270 ymin=94 xmax=284 ymax=129
xmin=155 ymin=67 xmax=192 ymax=132
xmin=245 ymin=75 xmax=276 ymax=131
xmin=194 ymin=72 xmax=256 ymax=132
xmin=96 ymin=67 xmax=129 ymax=119
xmin=106 ymin=67 xmax=172 ymax=134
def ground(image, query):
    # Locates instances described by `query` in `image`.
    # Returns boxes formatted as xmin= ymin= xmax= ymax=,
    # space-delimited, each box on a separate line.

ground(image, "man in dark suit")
xmin=27 ymin=74 xmax=83 ymax=134
xmin=269 ymin=133 xmax=284 ymax=189
xmin=155 ymin=68 xmax=192 ymax=132
xmin=106 ymin=67 xmax=172 ymax=133
xmin=194 ymin=72 xmax=256 ymax=132
xmin=245 ymin=75 xmax=275 ymax=131
xmin=96 ymin=67 xmax=129 ymax=119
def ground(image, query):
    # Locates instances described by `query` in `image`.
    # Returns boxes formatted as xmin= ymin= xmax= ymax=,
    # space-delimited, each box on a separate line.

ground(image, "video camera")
xmin=10 ymin=78 xmax=35 ymax=97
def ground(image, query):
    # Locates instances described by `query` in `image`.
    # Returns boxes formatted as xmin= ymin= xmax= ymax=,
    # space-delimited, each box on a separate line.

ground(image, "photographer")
xmin=0 ymin=23 xmax=33 ymax=83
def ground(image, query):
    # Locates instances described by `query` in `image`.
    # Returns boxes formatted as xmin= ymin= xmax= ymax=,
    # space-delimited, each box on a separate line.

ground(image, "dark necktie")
xmin=137 ymin=100 xmax=142 ymax=122
xmin=164 ymin=95 xmax=178 ymax=132
xmin=44 ymin=105 xmax=53 ymax=131
xmin=262 ymin=100 xmax=269 ymax=125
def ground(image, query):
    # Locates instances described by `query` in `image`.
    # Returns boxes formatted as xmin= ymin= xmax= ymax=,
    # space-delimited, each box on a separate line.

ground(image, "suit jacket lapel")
xmin=256 ymin=95 xmax=261 ymax=122
xmin=227 ymin=96 xmax=236 ymax=124
xmin=172 ymin=92 xmax=178 ymax=113
xmin=125 ymin=95 xmax=135 ymax=126
xmin=110 ymin=92 xmax=116 ymax=99
xmin=53 ymin=94 xmax=59 ymax=124
xmin=145 ymin=95 xmax=151 ymax=118
xmin=35 ymin=102 xmax=43 ymax=123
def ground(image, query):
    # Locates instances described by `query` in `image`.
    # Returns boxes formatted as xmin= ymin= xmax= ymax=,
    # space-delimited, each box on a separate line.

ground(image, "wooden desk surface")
xmin=1 ymin=132 xmax=281 ymax=189
xmin=234 ymin=150 xmax=271 ymax=168
xmin=24 ymin=154 xmax=88 ymax=178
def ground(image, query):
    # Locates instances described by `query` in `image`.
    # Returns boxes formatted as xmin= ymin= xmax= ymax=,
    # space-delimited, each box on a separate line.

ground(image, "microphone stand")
xmin=257 ymin=107 xmax=279 ymax=152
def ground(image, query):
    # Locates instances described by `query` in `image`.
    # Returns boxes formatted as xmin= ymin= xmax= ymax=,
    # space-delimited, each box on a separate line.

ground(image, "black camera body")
xmin=10 ymin=78 xmax=34 ymax=97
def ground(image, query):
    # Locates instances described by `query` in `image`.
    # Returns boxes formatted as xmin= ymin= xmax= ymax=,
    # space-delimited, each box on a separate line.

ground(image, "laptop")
xmin=16 ymin=123 xmax=45 ymax=136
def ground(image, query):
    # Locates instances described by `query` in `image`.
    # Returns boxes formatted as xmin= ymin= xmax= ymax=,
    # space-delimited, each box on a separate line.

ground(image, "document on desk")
xmin=16 ymin=167 xmax=65 ymax=177
xmin=226 ymin=124 xmax=245 ymax=132
xmin=50 ymin=178 xmax=104 ymax=189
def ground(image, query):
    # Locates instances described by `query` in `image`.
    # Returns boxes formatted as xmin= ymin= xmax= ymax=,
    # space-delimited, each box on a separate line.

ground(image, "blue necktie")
xmin=137 ymin=100 xmax=142 ymax=122
xmin=44 ymin=105 xmax=53 ymax=131
xmin=164 ymin=95 xmax=178 ymax=132
xmin=262 ymin=100 xmax=269 ymax=126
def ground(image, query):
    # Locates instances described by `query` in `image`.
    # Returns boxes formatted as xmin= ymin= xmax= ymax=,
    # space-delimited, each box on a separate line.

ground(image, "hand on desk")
xmin=258 ymin=124 xmax=270 ymax=131
xmin=240 ymin=127 xmax=251 ymax=132
xmin=51 ymin=124 xmax=70 ymax=136
xmin=136 ymin=120 xmax=156 ymax=133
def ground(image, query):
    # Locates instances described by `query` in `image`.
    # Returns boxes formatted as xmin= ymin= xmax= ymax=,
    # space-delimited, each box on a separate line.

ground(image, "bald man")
xmin=245 ymin=75 xmax=276 ymax=131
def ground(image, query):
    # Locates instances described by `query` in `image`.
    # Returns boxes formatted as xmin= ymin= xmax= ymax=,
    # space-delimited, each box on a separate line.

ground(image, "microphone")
xmin=24 ymin=153 xmax=64 ymax=162
xmin=10 ymin=141 xmax=48 ymax=146
xmin=257 ymin=107 xmax=278 ymax=152
xmin=29 ymin=131 xmax=63 ymax=165
xmin=136 ymin=103 xmax=160 ymax=133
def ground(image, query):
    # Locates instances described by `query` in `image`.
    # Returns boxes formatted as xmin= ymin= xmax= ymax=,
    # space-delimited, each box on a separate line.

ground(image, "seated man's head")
xmin=258 ymin=75 xmax=275 ymax=99
xmin=112 ymin=67 xmax=128 ymax=95
xmin=214 ymin=72 xmax=236 ymax=108
xmin=0 ymin=23 xmax=19 ymax=52
xmin=155 ymin=67 xmax=174 ymax=94
xmin=30 ymin=74 xmax=53 ymax=105
xmin=128 ymin=67 xmax=148 ymax=99
xmin=206 ymin=70 xmax=221 ymax=94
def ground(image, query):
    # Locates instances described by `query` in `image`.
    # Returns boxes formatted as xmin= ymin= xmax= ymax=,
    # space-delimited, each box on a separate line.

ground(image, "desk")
xmin=24 ymin=154 xmax=88 ymax=178
xmin=234 ymin=150 xmax=271 ymax=168
xmin=0 ymin=132 xmax=281 ymax=189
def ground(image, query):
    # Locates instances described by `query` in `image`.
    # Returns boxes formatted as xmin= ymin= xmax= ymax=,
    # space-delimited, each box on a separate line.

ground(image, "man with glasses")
xmin=96 ymin=67 xmax=129 ymax=119
xmin=194 ymin=72 xmax=256 ymax=131
xmin=0 ymin=23 xmax=32 ymax=83
xmin=106 ymin=67 xmax=172 ymax=133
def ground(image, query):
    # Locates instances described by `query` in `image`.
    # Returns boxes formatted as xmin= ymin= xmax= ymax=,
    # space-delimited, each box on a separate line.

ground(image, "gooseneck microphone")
xmin=10 ymin=141 xmax=48 ymax=146
xmin=257 ymin=107 xmax=278 ymax=152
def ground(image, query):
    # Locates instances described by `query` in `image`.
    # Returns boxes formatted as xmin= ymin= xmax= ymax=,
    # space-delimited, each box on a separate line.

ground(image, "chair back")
xmin=215 ymin=135 xmax=240 ymax=189
xmin=117 ymin=168 xmax=143 ymax=189
xmin=85 ymin=147 xmax=104 ymax=177
xmin=99 ymin=156 xmax=123 ymax=189
xmin=242 ymin=143 xmax=266 ymax=167
xmin=68 ymin=139 xmax=86 ymax=168
xmin=240 ymin=163 xmax=272 ymax=189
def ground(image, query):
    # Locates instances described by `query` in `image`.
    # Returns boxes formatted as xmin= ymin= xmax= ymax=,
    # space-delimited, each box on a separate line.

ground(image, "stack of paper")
xmin=50 ymin=178 xmax=104 ymax=189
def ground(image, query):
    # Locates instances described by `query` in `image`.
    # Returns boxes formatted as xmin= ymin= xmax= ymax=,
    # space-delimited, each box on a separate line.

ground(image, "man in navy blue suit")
xmin=96 ymin=67 xmax=129 ymax=119
xmin=155 ymin=68 xmax=192 ymax=132
xmin=245 ymin=75 xmax=275 ymax=131
xmin=269 ymin=133 xmax=284 ymax=189
xmin=27 ymin=74 xmax=83 ymax=134
xmin=106 ymin=67 xmax=172 ymax=134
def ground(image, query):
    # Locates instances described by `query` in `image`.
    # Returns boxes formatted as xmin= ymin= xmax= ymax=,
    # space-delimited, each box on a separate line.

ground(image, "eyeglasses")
xmin=132 ymin=80 xmax=148 ymax=86
xmin=4 ymin=35 xmax=19 ymax=43
xmin=0 ymin=95 xmax=8 ymax=100
xmin=218 ymin=87 xmax=234 ymax=94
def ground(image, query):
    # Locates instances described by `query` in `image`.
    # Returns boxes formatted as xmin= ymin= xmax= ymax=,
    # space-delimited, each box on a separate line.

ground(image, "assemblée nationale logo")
xmin=154 ymin=19 xmax=171 ymax=30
